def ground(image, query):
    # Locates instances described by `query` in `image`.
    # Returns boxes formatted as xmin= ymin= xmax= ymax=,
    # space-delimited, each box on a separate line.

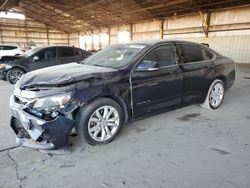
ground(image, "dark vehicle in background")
xmin=0 ymin=46 xmax=91 ymax=84
xmin=9 ymin=40 xmax=235 ymax=150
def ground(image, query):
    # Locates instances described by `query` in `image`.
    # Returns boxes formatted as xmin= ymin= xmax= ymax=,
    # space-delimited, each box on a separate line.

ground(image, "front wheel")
xmin=75 ymin=98 xmax=123 ymax=145
xmin=6 ymin=68 xmax=25 ymax=84
xmin=201 ymin=79 xmax=225 ymax=109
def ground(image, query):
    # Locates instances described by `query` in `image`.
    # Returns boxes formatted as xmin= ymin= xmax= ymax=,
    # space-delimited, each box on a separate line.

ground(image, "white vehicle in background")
xmin=0 ymin=45 xmax=24 ymax=58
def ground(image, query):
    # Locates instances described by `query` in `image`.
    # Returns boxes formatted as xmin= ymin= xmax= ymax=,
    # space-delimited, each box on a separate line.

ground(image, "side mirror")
xmin=33 ymin=56 xmax=39 ymax=62
xmin=136 ymin=60 xmax=159 ymax=72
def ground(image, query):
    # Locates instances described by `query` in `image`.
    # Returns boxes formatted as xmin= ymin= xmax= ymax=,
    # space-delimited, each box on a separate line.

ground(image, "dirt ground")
xmin=0 ymin=69 xmax=250 ymax=188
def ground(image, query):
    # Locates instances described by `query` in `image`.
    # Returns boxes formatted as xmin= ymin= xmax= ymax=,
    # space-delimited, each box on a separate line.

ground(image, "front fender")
xmin=4 ymin=64 xmax=28 ymax=74
xmin=74 ymin=84 xmax=131 ymax=123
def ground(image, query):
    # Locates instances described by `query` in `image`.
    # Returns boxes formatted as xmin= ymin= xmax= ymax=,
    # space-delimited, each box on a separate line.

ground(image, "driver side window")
xmin=142 ymin=44 xmax=176 ymax=67
xmin=36 ymin=48 xmax=56 ymax=60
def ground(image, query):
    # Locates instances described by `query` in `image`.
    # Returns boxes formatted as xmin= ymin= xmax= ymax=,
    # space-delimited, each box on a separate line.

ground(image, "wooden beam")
xmin=23 ymin=11 xmax=70 ymax=33
xmin=129 ymin=24 xmax=133 ymax=41
xmin=99 ymin=29 xmax=102 ymax=49
xmin=108 ymin=27 xmax=111 ymax=46
xmin=0 ymin=24 xmax=3 ymax=43
xmin=67 ymin=33 xmax=70 ymax=46
xmin=20 ymin=1 xmax=75 ymax=32
xmin=66 ymin=0 xmax=106 ymax=14
xmin=144 ymin=0 xmax=241 ymax=18
xmin=46 ymin=26 xmax=49 ymax=45
xmin=91 ymin=30 xmax=94 ymax=50
xmin=0 ymin=0 xmax=9 ymax=10
xmin=160 ymin=19 xmax=164 ymax=39
xmin=94 ymin=5 xmax=130 ymax=26
xmin=24 ymin=19 xmax=28 ymax=43
xmin=133 ymin=0 xmax=161 ymax=20
xmin=206 ymin=12 xmax=211 ymax=38
xmin=84 ymin=31 xmax=87 ymax=50
xmin=126 ymin=0 xmax=189 ymax=14
xmin=198 ymin=11 xmax=211 ymax=38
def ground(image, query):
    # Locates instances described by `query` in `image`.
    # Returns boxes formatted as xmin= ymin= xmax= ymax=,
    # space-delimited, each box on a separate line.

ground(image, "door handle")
xmin=171 ymin=69 xmax=182 ymax=76
xmin=203 ymin=65 xmax=209 ymax=69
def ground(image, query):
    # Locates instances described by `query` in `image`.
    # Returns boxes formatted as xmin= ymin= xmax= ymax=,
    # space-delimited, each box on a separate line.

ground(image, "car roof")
xmin=33 ymin=46 xmax=88 ymax=51
xmin=126 ymin=39 xmax=203 ymax=46
xmin=34 ymin=45 xmax=77 ymax=48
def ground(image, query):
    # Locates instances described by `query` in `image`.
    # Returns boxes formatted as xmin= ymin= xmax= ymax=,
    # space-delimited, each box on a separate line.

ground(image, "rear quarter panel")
xmin=212 ymin=55 xmax=235 ymax=90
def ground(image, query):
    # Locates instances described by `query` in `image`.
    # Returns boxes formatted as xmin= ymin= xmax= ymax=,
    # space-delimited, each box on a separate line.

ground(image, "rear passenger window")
xmin=179 ymin=44 xmax=204 ymax=63
xmin=142 ymin=44 xmax=176 ymax=67
xmin=59 ymin=47 xmax=74 ymax=57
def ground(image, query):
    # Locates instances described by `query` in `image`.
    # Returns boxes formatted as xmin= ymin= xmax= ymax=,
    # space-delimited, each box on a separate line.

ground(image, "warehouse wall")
xmin=0 ymin=6 xmax=249 ymax=63
xmin=164 ymin=6 xmax=250 ymax=64
xmin=69 ymin=32 xmax=79 ymax=47
xmin=70 ymin=28 xmax=110 ymax=50
xmin=0 ymin=17 xmax=69 ymax=49
xmin=74 ymin=6 xmax=250 ymax=64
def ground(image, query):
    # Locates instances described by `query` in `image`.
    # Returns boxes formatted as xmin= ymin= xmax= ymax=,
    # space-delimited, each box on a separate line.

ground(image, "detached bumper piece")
xmin=16 ymin=130 xmax=55 ymax=150
xmin=0 ymin=73 xmax=6 ymax=80
xmin=10 ymin=95 xmax=75 ymax=150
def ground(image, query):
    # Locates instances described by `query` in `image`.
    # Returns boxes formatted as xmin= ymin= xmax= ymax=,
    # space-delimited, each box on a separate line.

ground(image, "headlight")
xmin=32 ymin=92 xmax=72 ymax=110
xmin=0 ymin=64 xmax=11 ymax=69
xmin=0 ymin=64 xmax=5 ymax=69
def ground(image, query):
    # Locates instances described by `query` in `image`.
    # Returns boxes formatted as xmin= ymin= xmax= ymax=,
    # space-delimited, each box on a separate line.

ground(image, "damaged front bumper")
xmin=0 ymin=69 xmax=6 ymax=80
xmin=10 ymin=95 xmax=75 ymax=150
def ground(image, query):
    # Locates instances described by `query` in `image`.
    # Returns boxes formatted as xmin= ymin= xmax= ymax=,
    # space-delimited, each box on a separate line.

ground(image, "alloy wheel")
xmin=88 ymin=105 xmax=120 ymax=142
xmin=8 ymin=69 xmax=23 ymax=84
xmin=209 ymin=82 xmax=224 ymax=108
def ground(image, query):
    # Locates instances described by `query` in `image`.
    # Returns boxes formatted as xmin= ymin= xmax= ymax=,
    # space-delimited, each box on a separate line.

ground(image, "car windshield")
xmin=83 ymin=44 xmax=146 ymax=68
xmin=22 ymin=47 xmax=42 ymax=58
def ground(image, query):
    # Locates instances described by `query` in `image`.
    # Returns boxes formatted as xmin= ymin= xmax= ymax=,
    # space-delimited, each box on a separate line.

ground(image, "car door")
xmin=58 ymin=47 xmax=77 ymax=64
xmin=131 ymin=43 xmax=183 ymax=118
xmin=176 ymin=43 xmax=215 ymax=103
xmin=29 ymin=47 xmax=58 ymax=71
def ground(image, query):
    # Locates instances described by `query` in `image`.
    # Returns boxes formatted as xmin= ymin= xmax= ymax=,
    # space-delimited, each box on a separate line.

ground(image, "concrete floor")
xmin=0 ymin=70 xmax=250 ymax=188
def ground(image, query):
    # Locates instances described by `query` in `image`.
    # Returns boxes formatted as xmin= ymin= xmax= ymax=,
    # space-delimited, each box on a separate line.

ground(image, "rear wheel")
xmin=201 ymin=79 xmax=225 ymax=109
xmin=6 ymin=68 xmax=25 ymax=84
xmin=75 ymin=98 xmax=123 ymax=145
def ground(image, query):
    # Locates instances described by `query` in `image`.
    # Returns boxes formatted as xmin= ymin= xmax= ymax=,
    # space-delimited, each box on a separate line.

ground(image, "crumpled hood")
xmin=19 ymin=63 xmax=119 ymax=90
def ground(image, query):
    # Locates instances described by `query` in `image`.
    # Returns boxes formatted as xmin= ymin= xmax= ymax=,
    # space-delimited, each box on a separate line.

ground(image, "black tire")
xmin=201 ymin=79 xmax=225 ymax=109
xmin=75 ymin=98 xmax=124 ymax=146
xmin=6 ymin=68 xmax=25 ymax=84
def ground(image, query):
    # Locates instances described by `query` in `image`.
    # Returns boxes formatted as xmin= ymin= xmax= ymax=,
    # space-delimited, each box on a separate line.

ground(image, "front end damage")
xmin=9 ymin=86 xmax=79 ymax=150
xmin=9 ymin=63 xmax=121 ymax=150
